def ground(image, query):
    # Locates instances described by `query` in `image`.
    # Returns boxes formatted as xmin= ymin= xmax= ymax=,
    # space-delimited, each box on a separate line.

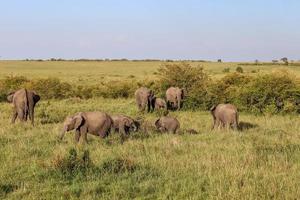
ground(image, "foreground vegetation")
xmin=0 ymin=98 xmax=299 ymax=199
xmin=0 ymin=61 xmax=299 ymax=199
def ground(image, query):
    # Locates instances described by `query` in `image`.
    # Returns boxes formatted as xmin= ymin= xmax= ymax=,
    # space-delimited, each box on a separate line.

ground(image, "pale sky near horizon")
xmin=0 ymin=0 xmax=299 ymax=61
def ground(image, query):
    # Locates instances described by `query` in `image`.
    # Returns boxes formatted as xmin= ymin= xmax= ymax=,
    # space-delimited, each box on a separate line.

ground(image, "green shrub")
xmin=0 ymin=76 xmax=30 ymax=101
xmin=223 ymin=68 xmax=230 ymax=73
xmin=52 ymin=148 xmax=94 ymax=179
xmin=207 ymin=73 xmax=252 ymax=110
xmin=156 ymin=63 xmax=209 ymax=110
xmin=239 ymin=71 xmax=298 ymax=113
xmin=100 ymin=157 xmax=137 ymax=174
xmin=236 ymin=66 xmax=244 ymax=73
xmin=24 ymin=78 xmax=73 ymax=99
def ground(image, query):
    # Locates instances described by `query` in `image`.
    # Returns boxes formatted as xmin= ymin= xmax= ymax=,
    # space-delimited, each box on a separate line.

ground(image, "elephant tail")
xmin=24 ymin=89 xmax=29 ymax=120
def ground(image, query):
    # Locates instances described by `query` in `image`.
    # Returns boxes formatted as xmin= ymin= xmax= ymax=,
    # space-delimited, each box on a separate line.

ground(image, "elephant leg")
xmin=98 ymin=130 xmax=106 ymax=138
xmin=80 ymin=127 xmax=88 ymax=143
xmin=215 ymin=120 xmax=221 ymax=129
xmin=17 ymin=109 xmax=25 ymax=122
xmin=28 ymin=106 xmax=34 ymax=126
xmin=74 ymin=130 xmax=81 ymax=143
xmin=119 ymin=124 xmax=126 ymax=135
xmin=11 ymin=110 xmax=18 ymax=124
xmin=82 ymin=132 xmax=88 ymax=143
xmin=232 ymin=121 xmax=238 ymax=131
xmin=147 ymin=101 xmax=151 ymax=113
xmin=177 ymin=100 xmax=181 ymax=110
xmin=211 ymin=118 xmax=217 ymax=130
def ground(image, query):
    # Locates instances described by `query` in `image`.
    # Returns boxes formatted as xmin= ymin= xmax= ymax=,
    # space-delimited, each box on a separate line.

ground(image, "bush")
xmin=236 ymin=66 xmax=244 ymax=73
xmin=51 ymin=148 xmax=94 ymax=179
xmin=223 ymin=68 xmax=230 ymax=73
xmin=24 ymin=78 xmax=73 ymax=99
xmin=156 ymin=63 xmax=209 ymax=110
xmin=239 ymin=71 xmax=298 ymax=113
xmin=0 ymin=76 xmax=30 ymax=101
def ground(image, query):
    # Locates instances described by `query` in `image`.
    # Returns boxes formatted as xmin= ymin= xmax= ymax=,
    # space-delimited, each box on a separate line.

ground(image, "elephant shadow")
xmin=238 ymin=121 xmax=258 ymax=131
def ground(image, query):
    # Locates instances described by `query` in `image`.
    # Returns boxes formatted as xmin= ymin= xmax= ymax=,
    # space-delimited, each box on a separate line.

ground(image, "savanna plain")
xmin=0 ymin=61 xmax=299 ymax=199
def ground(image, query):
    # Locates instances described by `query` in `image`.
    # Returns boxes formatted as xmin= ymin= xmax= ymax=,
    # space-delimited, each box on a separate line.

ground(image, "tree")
xmin=280 ymin=57 xmax=289 ymax=65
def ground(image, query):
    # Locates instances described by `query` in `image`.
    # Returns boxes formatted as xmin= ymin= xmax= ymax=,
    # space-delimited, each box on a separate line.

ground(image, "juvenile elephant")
xmin=59 ymin=111 xmax=113 ymax=143
xmin=210 ymin=104 xmax=239 ymax=130
xmin=135 ymin=87 xmax=155 ymax=112
xmin=155 ymin=116 xmax=180 ymax=134
xmin=166 ymin=87 xmax=184 ymax=110
xmin=7 ymin=89 xmax=40 ymax=125
xmin=111 ymin=114 xmax=140 ymax=135
xmin=154 ymin=97 xmax=167 ymax=110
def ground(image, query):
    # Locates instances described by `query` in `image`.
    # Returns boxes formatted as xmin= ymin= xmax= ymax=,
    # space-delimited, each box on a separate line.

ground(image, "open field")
xmin=0 ymin=61 xmax=300 ymax=199
xmin=1 ymin=61 xmax=300 ymax=84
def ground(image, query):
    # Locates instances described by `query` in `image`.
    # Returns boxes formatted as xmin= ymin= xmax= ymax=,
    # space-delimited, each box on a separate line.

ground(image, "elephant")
xmin=210 ymin=104 xmax=239 ymax=130
xmin=135 ymin=87 xmax=155 ymax=112
xmin=155 ymin=116 xmax=180 ymax=134
xmin=7 ymin=89 xmax=40 ymax=125
xmin=166 ymin=87 xmax=184 ymax=110
xmin=59 ymin=111 xmax=113 ymax=143
xmin=111 ymin=114 xmax=140 ymax=135
xmin=154 ymin=97 xmax=167 ymax=110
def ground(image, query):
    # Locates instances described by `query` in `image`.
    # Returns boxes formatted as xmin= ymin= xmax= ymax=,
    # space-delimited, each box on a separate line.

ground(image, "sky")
xmin=0 ymin=0 xmax=299 ymax=61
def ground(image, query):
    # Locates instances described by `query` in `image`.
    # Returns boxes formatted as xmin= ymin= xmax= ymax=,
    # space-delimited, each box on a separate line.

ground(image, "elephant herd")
xmin=135 ymin=86 xmax=184 ymax=112
xmin=6 ymin=87 xmax=239 ymax=143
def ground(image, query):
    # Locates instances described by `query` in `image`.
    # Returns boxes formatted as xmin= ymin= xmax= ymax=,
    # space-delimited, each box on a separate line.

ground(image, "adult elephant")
xmin=166 ymin=87 xmax=184 ymax=110
xmin=135 ymin=87 xmax=155 ymax=112
xmin=7 ymin=89 xmax=40 ymax=125
xmin=111 ymin=114 xmax=140 ymax=135
xmin=210 ymin=104 xmax=239 ymax=130
xmin=59 ymin=111 xmax=113 ymax=143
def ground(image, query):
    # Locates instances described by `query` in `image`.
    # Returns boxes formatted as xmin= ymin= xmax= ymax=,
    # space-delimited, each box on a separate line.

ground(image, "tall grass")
xmin=0 ymin=98 xmax=299 ymax=199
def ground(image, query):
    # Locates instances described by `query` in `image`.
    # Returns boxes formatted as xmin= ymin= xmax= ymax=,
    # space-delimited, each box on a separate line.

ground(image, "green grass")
xmin=1 ymin=98 xmax=299 ymax=199
xmin=0 ymin=61 xmax=300 ymax=199
xmin=1 ymin=61 xmax=300 ymax=84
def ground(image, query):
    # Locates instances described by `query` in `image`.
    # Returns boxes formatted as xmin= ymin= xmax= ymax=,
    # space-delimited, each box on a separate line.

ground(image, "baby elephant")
xmin=111 ymin=114 xmax=140 ymax=135
xmin=155 ymin=116 xmax=180 ymax=134
xmin=210 ymin=104 xmax=239 ymax=130
xmin=154 ymin=98 xmax=167 ymax=110
xmin=59 ymin=111 xmax=113 ymax=143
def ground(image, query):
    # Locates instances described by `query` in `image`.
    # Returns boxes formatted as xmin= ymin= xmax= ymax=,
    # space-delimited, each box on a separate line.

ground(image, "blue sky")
xmin=0 ymin=0 xmax=299 ymax=61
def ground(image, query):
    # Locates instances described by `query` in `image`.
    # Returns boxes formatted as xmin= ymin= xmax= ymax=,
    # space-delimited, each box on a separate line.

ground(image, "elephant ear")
xmin=122 ymin=118 xmax=131 ymax=127
xmin=154 ymin=119 xmax=160 ymax=128
xmin=210 ymin=105 xmax=217 ymax=112
xmin=33 ymin=93 xmax=40 ymax=103
xmin=74 ymin=114 xmax=84 ymax=130
xmin=181 ymin=89 xmax=185 ymax=98
xmin=7 ymin=91 xmax=15 ymax=103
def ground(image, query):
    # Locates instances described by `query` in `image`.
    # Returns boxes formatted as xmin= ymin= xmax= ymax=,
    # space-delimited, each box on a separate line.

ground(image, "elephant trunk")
xmin=177 ymin=98 xmax=181 ymax=110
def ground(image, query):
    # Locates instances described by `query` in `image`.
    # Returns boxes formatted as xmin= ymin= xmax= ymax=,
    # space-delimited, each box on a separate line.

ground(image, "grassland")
xmin=0 ymin=61 xmax=300 ymax=199
xmin=1 ymin=61 xmax=300 ymax=84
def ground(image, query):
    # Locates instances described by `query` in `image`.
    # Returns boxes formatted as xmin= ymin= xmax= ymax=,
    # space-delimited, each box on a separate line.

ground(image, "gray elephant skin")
xmin=155 ymin=116 xmax=180 ymax=134
xmin=60 ymin=111 xmax=113 ymax=143
xmin=154 ymin=97 xmax=167 ymax=110
xmin=135 ymin=87 xmax=155 ymax=112
xmin=166 ymin=87 xmax=184 ymax=110
xmin=210 ymin=104 xmax=239 ymax=130
xmin=111 ymin=114 xmax=140 ymax=134
xmin=7 ymin=88 xmax=40 ymax=125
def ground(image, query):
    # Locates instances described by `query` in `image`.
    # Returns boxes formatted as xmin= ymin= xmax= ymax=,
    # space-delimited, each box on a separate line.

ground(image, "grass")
xmin=0 ymin=61 xmax=300 ymax=199
xmin=0 ymin=98 xmax=299 ymax=199
xmin=1 ymin=61 xmax=300 ymax=84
